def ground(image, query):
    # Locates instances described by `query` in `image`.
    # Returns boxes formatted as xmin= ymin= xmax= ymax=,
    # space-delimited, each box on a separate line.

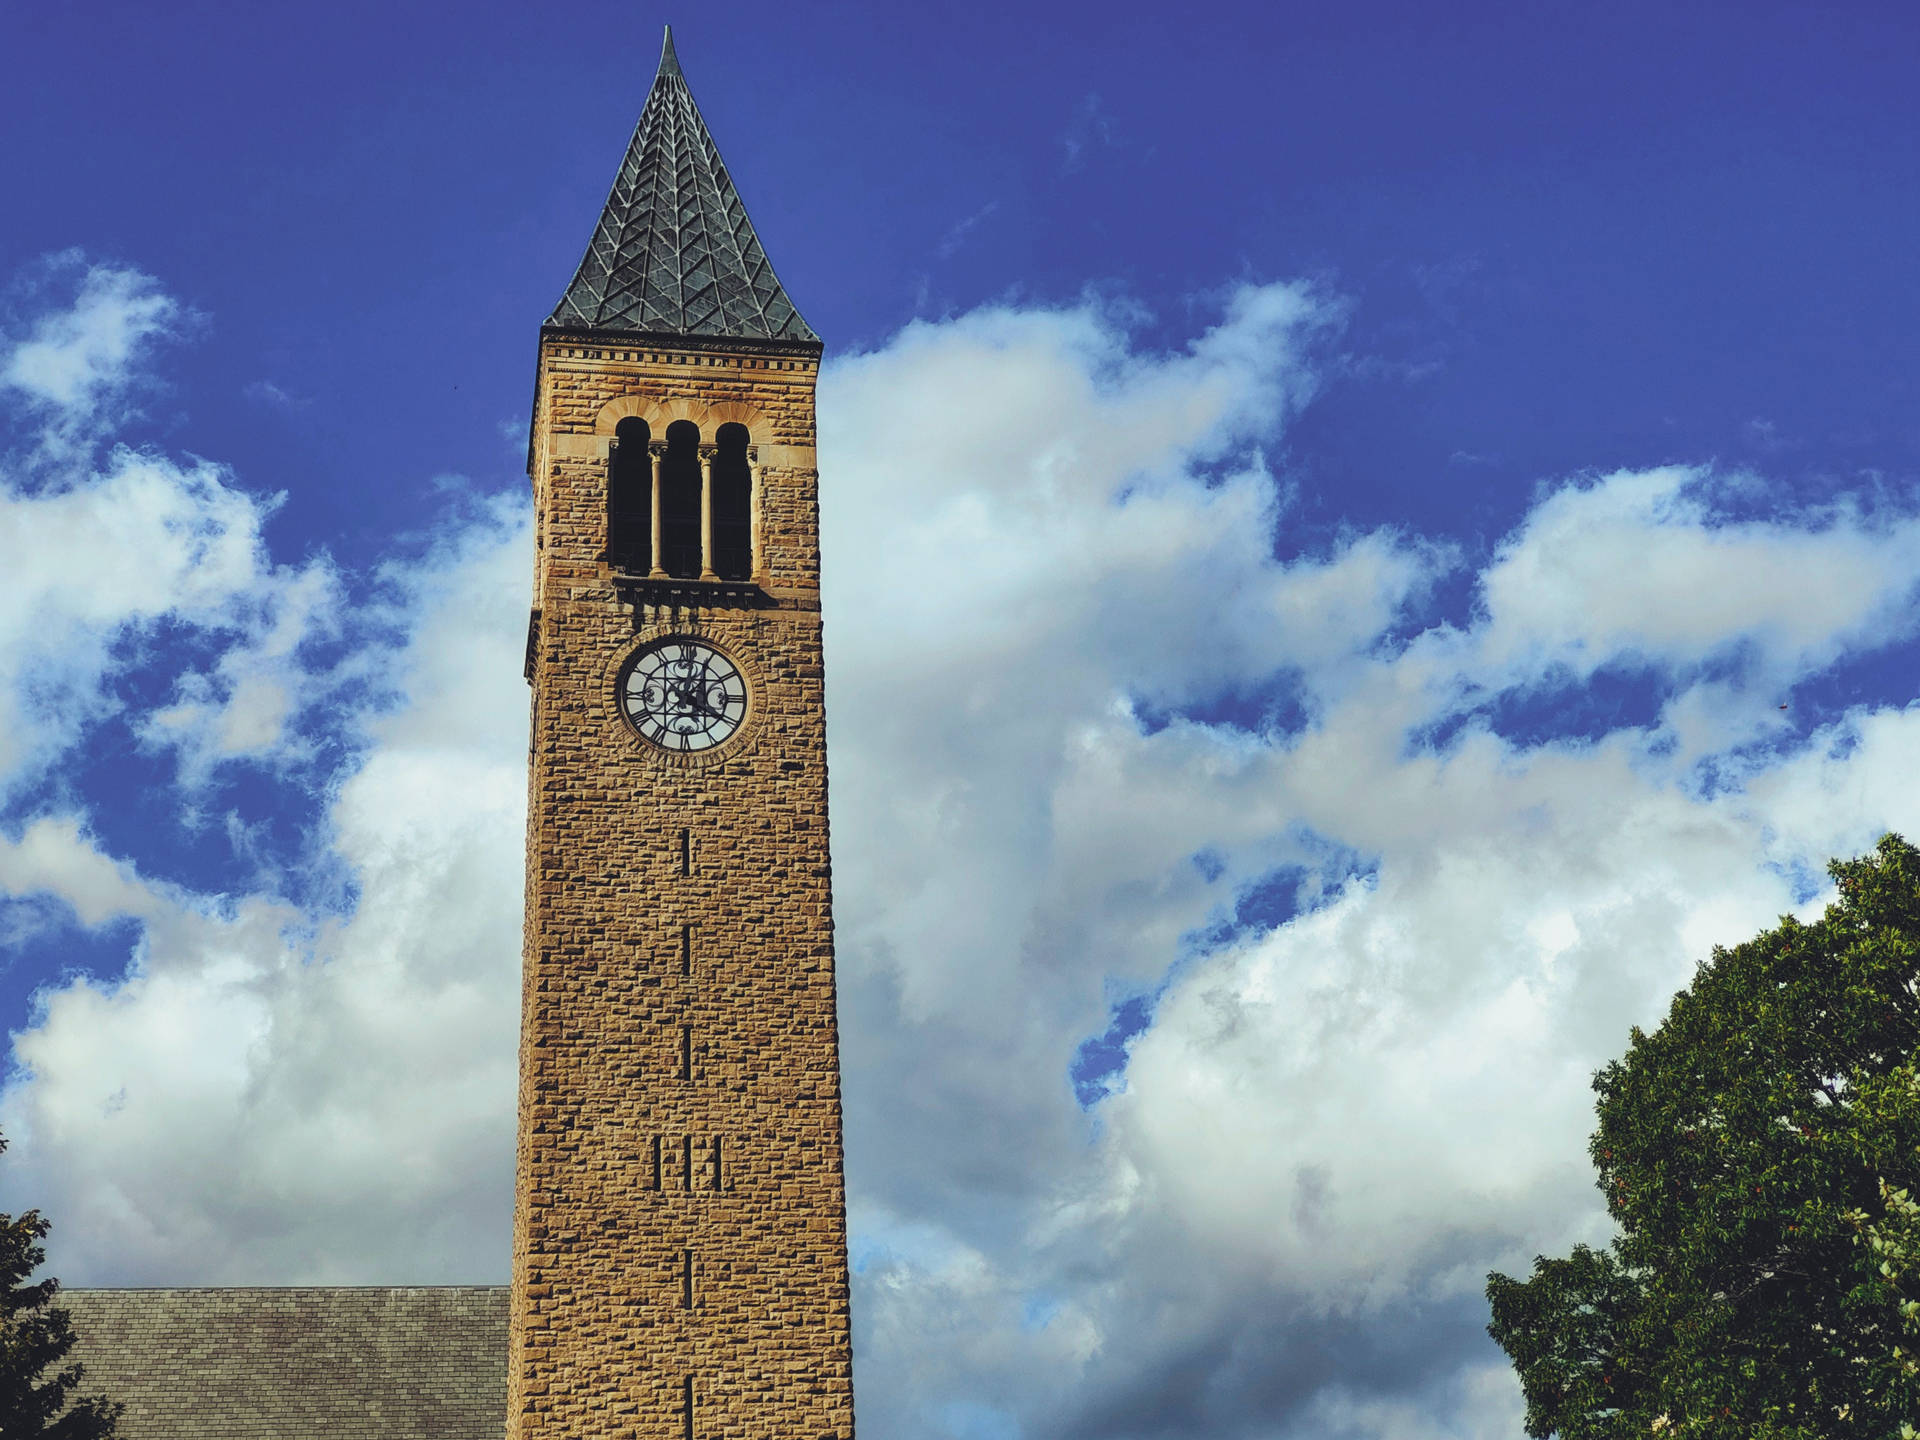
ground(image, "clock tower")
xmin=511 ymin=28 xmax=855 ymax=1440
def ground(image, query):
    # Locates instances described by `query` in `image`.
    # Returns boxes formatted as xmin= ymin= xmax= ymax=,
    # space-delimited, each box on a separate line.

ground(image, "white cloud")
xmin=0 ymin=816 xmax=159 ymax=931
xmin=0 ymin=258 xmax=343 ymax=793
xmin=140 ymin=558 xmax=342 ymax=783
xmin=0 ymin=444 xmax=320 ymax=795
xmin=0 ymin=258 xmax=526 ymax=1283
xmin=1473 ymin=465 xmax=1920 ymax=682
xmin=242 ymin=379 xmax=308 ymax=411
xmin=0 ymin=496 xmax=530 ymax=1284
xmin=817 ymin=289 xmax=1920 ymax=1436
xmin=2 ymin=256 xmax=182 ymax=447
xmin=3 ymin=266 xmax=1920 ymax=1440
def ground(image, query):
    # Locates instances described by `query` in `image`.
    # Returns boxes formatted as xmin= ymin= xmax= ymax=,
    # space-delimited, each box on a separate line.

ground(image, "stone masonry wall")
xmin=509 ymin=337 xmax=855 ymax=1440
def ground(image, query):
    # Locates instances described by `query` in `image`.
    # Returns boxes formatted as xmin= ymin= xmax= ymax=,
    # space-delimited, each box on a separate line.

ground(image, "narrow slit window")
xmin=681 ymin=1025 xmax=692 ymax=1081
xmin=683 ymin=1375 xmax=695 ymax=1440
xmin=682 ymin=1247 xmax=694 ymax=1310
xmin=711 ymin=1135 xmax=723 ymax=1192
xmin=678 ymin=827 xmax=691 ymax=876
xmin=711 ymin=423 xmax=752 ymax=581
xmin=681 ymin=923 xmax=692 ymax=978
xmin=652 ymin=1135 xmax=663 ymax=1192
xmin=607 ymin=418 xmax=651 ymax=572
xmin=682 ymin=1134 xmax=694 ymax=1192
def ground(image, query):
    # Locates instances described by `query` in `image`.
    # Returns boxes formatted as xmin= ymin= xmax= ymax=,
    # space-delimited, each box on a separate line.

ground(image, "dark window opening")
xmin=651 ymin=1135 xmax=663 ymax=1191
xmin=660 ymin=420 xmax=702 ymax=578
xmin=711 ymin=422 xmax=752 ymax=581
xmin=681 ymin=1248 xmax=694 ymax=1310
xmin=608 ymin=418 xmax=651 ymax=571
xmin=683 ymin=1375 xmax=695 ymax=1440
xmin=682 ymin=1134 xmax=694 ymax=1192
xmin=678 ymin=827 xmax=691 ymax=876
xmin=680 ymin=1024 xmax=693 ymax=1081
xmin=680 ymin=923 xmax=692 ymax=977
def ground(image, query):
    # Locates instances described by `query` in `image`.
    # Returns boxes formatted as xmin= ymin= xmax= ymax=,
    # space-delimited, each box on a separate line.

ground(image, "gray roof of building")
xmin=62 ymin=1286 xmax=507 ymax=1440
xmin=546 ymin=26 xmax=819 ymax=347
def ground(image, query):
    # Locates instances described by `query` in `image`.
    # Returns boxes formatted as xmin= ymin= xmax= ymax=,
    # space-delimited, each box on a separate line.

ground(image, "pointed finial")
xmin=658 ymin=25 xmax=682 ymax=79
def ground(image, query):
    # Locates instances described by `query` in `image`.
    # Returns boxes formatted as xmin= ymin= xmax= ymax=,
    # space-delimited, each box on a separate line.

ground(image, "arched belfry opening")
xmin=608 ymin=417 xmax=651 ymax=572
xmin=712 ymin=423 xmax=752 ymax=581
xmin=660 ymin=420 xmax=703 ymax=579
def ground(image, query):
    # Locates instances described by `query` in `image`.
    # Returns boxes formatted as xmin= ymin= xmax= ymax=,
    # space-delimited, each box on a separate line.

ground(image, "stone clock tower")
xmin=510 ymin=28 xmax=855 ymax=1440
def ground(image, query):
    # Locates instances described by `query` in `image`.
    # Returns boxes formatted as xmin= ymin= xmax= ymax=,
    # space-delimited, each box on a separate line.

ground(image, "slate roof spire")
xmin=546 ymin=27 xmax=819 ymax=346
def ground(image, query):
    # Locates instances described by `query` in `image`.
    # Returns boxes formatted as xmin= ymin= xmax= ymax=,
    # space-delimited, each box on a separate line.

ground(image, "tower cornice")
xmin=538 ymin=325 xmax=824 ymax=362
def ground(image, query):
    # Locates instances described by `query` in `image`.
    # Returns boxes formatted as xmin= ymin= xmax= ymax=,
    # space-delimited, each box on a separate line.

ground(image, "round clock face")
xmin=620 ymin=639 xmax=749 ymax=752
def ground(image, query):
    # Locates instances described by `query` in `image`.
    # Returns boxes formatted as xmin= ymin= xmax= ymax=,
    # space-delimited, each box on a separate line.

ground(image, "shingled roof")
xmin=62 ymin=1286 xmax=507 ymax=1440
xmin=546 ymin=26 xmax=819 ymax=347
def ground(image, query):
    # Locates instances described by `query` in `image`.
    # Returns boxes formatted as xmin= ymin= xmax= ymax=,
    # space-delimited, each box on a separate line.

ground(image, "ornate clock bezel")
xmin=608 ymin=627 xmax=761 ymax=767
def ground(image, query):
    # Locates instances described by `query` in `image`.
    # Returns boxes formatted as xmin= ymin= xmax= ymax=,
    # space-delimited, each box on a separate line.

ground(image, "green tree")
xmin=0 ymin=1137 xmax=119 ymax=1438
xmin=1487 ymin=834 xmax=1920 ymax=1439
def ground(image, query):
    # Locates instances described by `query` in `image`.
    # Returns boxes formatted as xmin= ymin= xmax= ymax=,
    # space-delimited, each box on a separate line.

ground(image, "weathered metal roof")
xmin=62 ymin=1286 xmax=507 ymax=1440
xmin=546 ymin=27 xmax=818 ymax=346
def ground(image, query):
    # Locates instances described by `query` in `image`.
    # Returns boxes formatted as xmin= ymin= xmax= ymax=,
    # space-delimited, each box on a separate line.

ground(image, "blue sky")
xmin=5 ymin=4 xmax=1920 ymax=1437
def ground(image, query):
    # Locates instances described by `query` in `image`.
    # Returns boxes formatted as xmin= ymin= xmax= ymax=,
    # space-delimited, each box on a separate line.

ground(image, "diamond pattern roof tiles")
xmin=546 ymin=27 xmax=819 ymax=346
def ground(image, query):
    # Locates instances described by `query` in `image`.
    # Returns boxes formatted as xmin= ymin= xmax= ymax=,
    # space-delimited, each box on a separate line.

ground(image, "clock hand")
xmin=666 ymin=680 xmax=726 ymax=724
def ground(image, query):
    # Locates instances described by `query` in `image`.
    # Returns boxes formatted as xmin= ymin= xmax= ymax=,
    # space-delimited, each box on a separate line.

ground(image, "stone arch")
xmin=594 ymin=394 xmax=767 ymax=444
xmin=703 ymin=400 xmax=761 ymax=437
xmin=593 ymin=394 xmax=653 ymax=434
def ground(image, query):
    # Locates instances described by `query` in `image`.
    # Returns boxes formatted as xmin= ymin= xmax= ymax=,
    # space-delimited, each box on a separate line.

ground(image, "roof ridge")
xmin=63 ymin=1283 xmax=510 ymax=1293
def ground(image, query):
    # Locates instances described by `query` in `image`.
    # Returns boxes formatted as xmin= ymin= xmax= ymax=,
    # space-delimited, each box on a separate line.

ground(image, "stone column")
xmin=698 ymin=445 xmax=718 ymax=581
xmin=747 ymin=446 xmax=765 ymax=584
xmin=648 ymin=443 xmax=666 ymax=579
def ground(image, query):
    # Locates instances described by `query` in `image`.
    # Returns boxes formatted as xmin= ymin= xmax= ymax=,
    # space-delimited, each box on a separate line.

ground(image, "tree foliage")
xmin=1488 ymin=834 xmax=1920 ymax=1439
xmin=0 ymin=1136 xmax=119 ymax=1438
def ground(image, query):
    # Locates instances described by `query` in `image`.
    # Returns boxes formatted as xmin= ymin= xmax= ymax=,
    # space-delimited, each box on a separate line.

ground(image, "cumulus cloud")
xmin=1473 ymin=464 xmax=1920 ymax=681
xmin=140 ymin=558 xmax=344 ymax=784
xmin=0 ymin=437 xmax=336 ymax=797
xmin=0 ymin=497 xmax=529 ymax=1284
xmin=1 ymin=255 xmax=183 ymax=451
xmin=0 ymin=816 xmax=159 ymax=934
xmin=817 ymin=290 xmax=1920 ymax=1437
xmin=0 ymin=261 xmax=524 ymax=1281
xmin=0 ymin=259 xmax=341 ymax=798
xmin=2 ymin=263 xmax=1919 ymax=1440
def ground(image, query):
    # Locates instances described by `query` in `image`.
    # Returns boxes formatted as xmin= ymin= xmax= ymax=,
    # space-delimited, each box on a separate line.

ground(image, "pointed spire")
xmin=545 ymin=30 xmax=818 ymax=346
